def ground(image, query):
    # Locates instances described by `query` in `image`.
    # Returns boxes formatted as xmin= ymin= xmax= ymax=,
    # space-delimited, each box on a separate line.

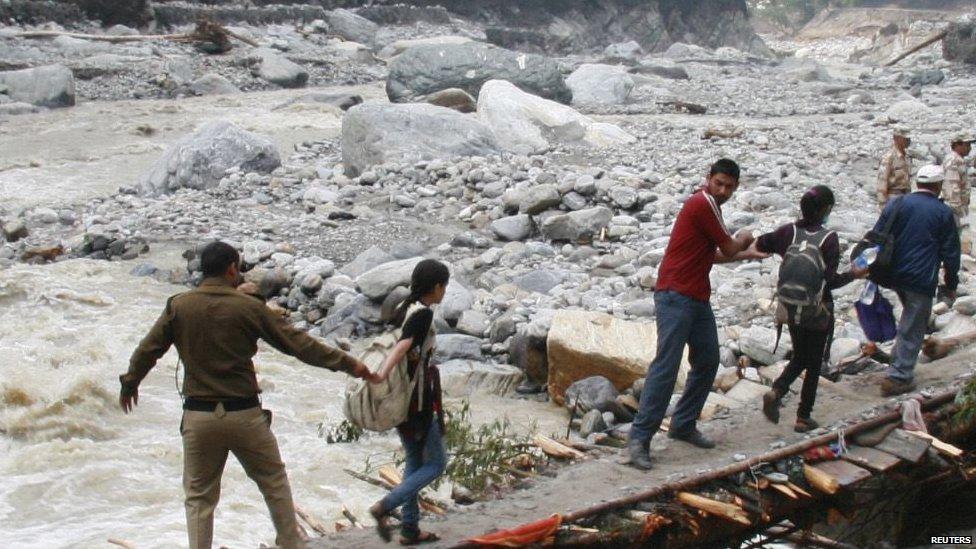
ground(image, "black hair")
xmin=200 ymin=241 xmax=240 ymax=278
xmin=392 ymin=259 xmax=450 ymax=327
xmin=709 ymin=158 xmax=740 ymax=181
xmin=799 ymin=185 xmax=835 ymax=226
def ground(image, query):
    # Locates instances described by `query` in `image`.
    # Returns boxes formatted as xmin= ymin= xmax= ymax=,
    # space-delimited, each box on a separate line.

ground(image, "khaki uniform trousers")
xmin=181 ymin=405 xmax=305 ymax=549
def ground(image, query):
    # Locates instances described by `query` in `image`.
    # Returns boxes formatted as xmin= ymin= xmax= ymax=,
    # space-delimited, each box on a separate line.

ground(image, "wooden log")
xmin=884 ymin=29 xmax=949 ymax=67
xmin=376 ymin=465 xmax=448 ymax=515
xmin=804 ymin=464 xmax=839 ymax=495
xmin=770 ymin=483 xmax=799 ymax=500
xmin=534 ymin=434 xmax=586 ymax=460
xmin=903 ymin=430 xmax=964 ymax=458
xmin=841 ymin=445 xmax=902 ymax=472
xmin=107 ymin=540 xmax=136 ymax=549
xmin=295 ymin=505 xmax=328 ymax=536
xmin=787 ymin=482 xmax=813 ymax=498
xmin=676 ymin=492 xmax=751 ymax=525
xmin=341 ymin=505 xmax=364 ymax=529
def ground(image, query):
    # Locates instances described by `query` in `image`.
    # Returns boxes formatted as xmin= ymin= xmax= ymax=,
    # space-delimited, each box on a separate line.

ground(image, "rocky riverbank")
xmin=2 ymin=1 xmax=976 ymax=546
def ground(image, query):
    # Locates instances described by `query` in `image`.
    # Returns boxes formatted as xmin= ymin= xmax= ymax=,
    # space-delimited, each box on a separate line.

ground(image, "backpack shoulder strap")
xmin=881 ymin=195 xmax=905 ymax=235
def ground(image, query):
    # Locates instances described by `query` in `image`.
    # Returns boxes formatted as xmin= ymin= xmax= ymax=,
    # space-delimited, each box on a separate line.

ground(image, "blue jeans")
xmin=630 ymin=291 xmax=720 ymax=445
xmin=381 ymin=422 xmax=447 ymax=533
xmin=888 ymin=289 xmax=933 ymax=383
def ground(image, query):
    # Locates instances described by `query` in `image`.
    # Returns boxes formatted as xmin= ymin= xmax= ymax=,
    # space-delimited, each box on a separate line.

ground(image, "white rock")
xmin=439 ymin=360 xmax=524 ymax=397
xmin=566 ymin=64 xmax=635 ymax=105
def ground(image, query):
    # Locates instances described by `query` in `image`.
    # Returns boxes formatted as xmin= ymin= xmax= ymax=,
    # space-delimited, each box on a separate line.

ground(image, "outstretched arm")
xmin=714 ymin=230 xmax=762 ymax=263
xmin=257 ymin=306 xmax=374 ymax=380
xmin=120 ymin=300 xmax=175 ymax=413
xmin=374 ymin=338 xmax=414 ymax=383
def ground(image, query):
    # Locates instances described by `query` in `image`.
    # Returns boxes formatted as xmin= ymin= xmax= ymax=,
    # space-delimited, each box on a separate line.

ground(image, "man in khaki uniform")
xmin=943 ymin=131 xmax=975 ymax=225
xmin=119 ymin=241 xmax=375 ymax=549
xmin=877 ymin=127 xmax=912 ymax=207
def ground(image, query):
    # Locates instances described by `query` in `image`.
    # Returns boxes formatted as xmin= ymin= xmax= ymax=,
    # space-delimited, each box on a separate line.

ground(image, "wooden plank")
xmin=841 ymin=445 xmax=902 ymax=472
xmin=903 ymin=430 xmax=964 ymax=458
xmin=874 ymin=428 xmax=931 ymax=463
xmin=812 ymin=460 xmax=873 ymax=489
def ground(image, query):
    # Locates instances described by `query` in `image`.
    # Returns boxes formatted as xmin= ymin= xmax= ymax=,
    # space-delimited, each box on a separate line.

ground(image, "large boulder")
xmin=355 ymin=257 xmax=423 ymax=300
xmin=477 ymin=80 xmax=635 ymax=155
xmin=491 ymin=214 xmax=534 ymax=241
xmin=381 ymin=35 xmax=473 ymax=58
xmin=886 ymin=99 xmax=932 ymax=123
xmin=434 ymin=334 xmax=484 ymax=362
xmin=341 ymin=102 xmax=500 ymax=177
xmin=738 ymin=325 xmax=790 ymax=366
xmin=247 ymin=48 xmax=308 ymax=88
xmin=540 ymin=206 xmax=613 ymax=242
xmin=547 ymin=310 xmax=686 ymax=404
xmin=140 ymin=121 xmax=280 ymax=195
xmin=564 ymin=376 xmax=618 ymax=414
xmin=326 ymin=8 xmax=379 ymax=46
xmin=0 ymin=64 xmax=74 ymax=108
xmin=439 ymin=360 xmax=524 ymax=397
xmin=386 ymin=42 xmax=571 ymax=104
xmin=566 ymin=64 xmax=634 ymax=105
xmin=189 ymin=73 xmax=239 ymax=96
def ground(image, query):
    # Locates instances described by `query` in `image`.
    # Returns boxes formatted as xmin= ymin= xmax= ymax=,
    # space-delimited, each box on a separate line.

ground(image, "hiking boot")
xmin=762 ymin=389 xmax=782 ymax=424
xmin=668 ymin=429 xmax=716 ymax=449
xmin=880 ymin=377 xmax=916 ymax=397
xmin=627 ymin=440 xmax=653 ymax=470
xmin=794 ymin=417 xmax=820 ymax=433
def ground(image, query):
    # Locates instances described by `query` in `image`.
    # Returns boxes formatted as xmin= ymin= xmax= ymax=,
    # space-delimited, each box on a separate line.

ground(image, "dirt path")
xmin=314 ymin=349 xmax=976 ymax=548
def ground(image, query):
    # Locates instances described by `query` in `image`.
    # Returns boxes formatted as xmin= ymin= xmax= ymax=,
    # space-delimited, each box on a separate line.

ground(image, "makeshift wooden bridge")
xmin=454 ymin=388 xmax=976 ymax=548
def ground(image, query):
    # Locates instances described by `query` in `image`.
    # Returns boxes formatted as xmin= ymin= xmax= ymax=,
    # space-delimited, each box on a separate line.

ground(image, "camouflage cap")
xmin=951 ymin=131 xmax=976 ymax=144
xmin=893 ymin=126 xmax=910 ymax=138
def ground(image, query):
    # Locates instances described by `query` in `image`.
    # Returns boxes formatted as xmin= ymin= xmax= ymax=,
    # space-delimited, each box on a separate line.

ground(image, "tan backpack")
xmin=343 ymin=303 xmax=434 ymax=432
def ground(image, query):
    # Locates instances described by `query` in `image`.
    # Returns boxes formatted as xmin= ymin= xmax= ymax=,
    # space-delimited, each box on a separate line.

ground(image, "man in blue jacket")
xmin=874 ymin=165 xmax=960 ymax=396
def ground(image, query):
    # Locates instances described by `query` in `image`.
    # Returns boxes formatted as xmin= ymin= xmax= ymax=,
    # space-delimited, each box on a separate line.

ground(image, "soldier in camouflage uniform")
xmin=876 ymin=127 xmax=912 ymax=208
xmin=942 ymin=132 xmax=974 ymax=225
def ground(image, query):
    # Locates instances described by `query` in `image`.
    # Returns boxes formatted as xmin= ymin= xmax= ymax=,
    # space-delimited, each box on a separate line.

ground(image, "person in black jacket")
xmin=369 ymin=259 xmax=449 ymax=546
xmin=755 ymin=186 xmax=866 ymax=432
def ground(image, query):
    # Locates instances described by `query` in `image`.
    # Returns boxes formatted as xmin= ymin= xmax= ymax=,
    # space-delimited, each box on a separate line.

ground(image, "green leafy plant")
xmin=953 ymin=377 xmax=976 ymax=427
xmin=320 ymin=418 xmax=364 ymax=444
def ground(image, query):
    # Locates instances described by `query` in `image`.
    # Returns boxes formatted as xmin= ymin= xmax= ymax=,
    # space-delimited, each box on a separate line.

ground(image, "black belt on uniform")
xmin=183 ymin=395 xmax=260 ymax=412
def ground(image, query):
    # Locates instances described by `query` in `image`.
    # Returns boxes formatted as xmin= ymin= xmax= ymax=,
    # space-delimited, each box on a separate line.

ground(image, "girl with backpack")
xmin=368 ymin=259 xmax=449 ymax=546
xmin=754 ymin=186 xmax=867 ymax=432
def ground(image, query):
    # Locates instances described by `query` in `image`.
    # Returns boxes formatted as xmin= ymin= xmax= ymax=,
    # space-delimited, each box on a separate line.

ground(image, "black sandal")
xmin=400 ymin=531 xmax=440 ymax=546
xmin=369 ymin=502 xmax=392 ymax=543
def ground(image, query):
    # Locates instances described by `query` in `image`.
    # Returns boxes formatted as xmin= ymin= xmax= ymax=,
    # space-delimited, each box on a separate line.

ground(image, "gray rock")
xmin=434 ymin=334 xmax=484 ymax=361
xmin=629 ymin=61 xmax=689 ymax=80
xmin=457 ymin=310 xmax=489 ymax=337
xmin=509 ymin=332 xmax=548 ymax=384
xmin=0 ymin=64 xmax=74 ymax=108
xmin=326 ymin=9 xmax=379 ymax=46
xmin=580 ymin=409 xmax=608 ymax=437
xmin=247 ymin=48 xmax=308 ymax=88
xmin=140 ymin=121 xmax=280 ymax=195
xmin=953 ymin=296 xmax=976 ymax=316
xmin=341 ymin=102 xmax=499 ymax=177
xmin=491 ymin=214 xmax=534 ymax=241
xmin=566 ymin=64 xmax=634 ymax=105
xmin=907 ymin=69 xmax=944 ymax=87
xmin=300 ymin=274 xmax=323 ymax=294
xmin=610 ymin=186 xmax=638 ymax=209
xmin=540 ymin=206 xmax=613 ymax=241
xmin=439 ymin=360 xmax=524 ymax=397
xmin=2 ymin=219 xmax=28 ymax=242
xmin=130 ymin=262 xmax=158 ymax=277
xmin=514 ymin=270 xmax=565 ymax=294
xmin=519 ymin=184 xmax=561 ymax=215
xmin=386 ymin=42 xmax=571 ymax=104
xmin=189 ymin=73 xmax=239 ymax=96
xmin=381 ymin=286 xmax=410 ymax=323
xmin=242 ymin=240 xmax=274 ymax=265
xmin=328 ymin=41 xmax=373 ymax=63
xmin=603 ymin=40 xmax=643 ymax=63
xmin=490 ymin=310 xmax=517 ymax=343
xmin=273 ymin=92 xmax=363 ymax=112
xmin=340 ymin=246 xmax=394 ymax=278
xmin=440 ymin=281 xmax=473 ymax=322
xmin=0 ymin=102 xmax=42 ymax=116
xmin=739 ymin=325 xmax=790 ymax=366
xmin=356 ymin=257 xmax=423 ymax=300
xmin=297 ymin=258 xmax=336 ymax=280
xmin=565 ymin=375 xmax=619 ymax=414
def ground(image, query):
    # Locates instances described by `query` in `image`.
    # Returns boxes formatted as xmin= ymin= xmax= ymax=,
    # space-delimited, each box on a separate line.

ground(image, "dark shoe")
xmin=762 ymin=390 xmax=781 ymax=424
xmin=369 ymin=501 xmax=392 ymax=543
xmin=794 ymin=417 xmax=820 ymax=433
xmin=880 ymin=377 xmax=916 ymax=397
xmin=400 ymin=531 xmax=440 ymax=546
xmin=668 ymin=429 xmax=715 ymax=449
xmin=627 ymin=439 xmax=653 ymax=470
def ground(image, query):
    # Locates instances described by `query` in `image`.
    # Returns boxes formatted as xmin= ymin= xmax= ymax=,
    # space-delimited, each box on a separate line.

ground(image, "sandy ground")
xmin=315 ymin=349 xmax=976 ymax=548
xmin=0 ymin=83 xmax=386 ymax=212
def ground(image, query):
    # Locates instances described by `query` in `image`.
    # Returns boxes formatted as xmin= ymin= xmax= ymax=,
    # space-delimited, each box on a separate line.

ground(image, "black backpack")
xmin=774 ymin=226 xmax=833 ymax=349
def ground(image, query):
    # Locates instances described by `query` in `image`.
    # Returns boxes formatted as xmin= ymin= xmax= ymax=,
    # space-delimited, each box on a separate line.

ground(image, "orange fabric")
xmin=802 ymin=446 xmax=836 ymax=463
xmin=466 ymin=514 xmax=562 ymax=547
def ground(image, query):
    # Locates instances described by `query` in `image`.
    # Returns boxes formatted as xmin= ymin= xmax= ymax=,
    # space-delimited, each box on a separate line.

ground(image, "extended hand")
xmin=734 ymin=229 xmax=755 ymax=247
xmin=120 ymin=386 xmax=138 ymax=414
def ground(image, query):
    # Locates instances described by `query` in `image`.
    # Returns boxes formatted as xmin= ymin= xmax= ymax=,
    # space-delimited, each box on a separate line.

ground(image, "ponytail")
xmin=391 ymin=259 xmax=450 ymax=327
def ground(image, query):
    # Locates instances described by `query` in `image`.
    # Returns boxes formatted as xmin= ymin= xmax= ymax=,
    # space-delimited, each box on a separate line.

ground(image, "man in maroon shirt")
xmin=629 ymin=159 xmax=763 ymax=470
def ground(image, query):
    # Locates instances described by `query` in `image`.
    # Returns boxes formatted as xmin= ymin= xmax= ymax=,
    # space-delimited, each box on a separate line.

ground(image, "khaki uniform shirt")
xmin=124 ymin=278 xmax=357 ymax=399
xmin=943 ymin=150 xmax=970 ymax=218
xmin=877 ymin=146 xmax=912 ymax=206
